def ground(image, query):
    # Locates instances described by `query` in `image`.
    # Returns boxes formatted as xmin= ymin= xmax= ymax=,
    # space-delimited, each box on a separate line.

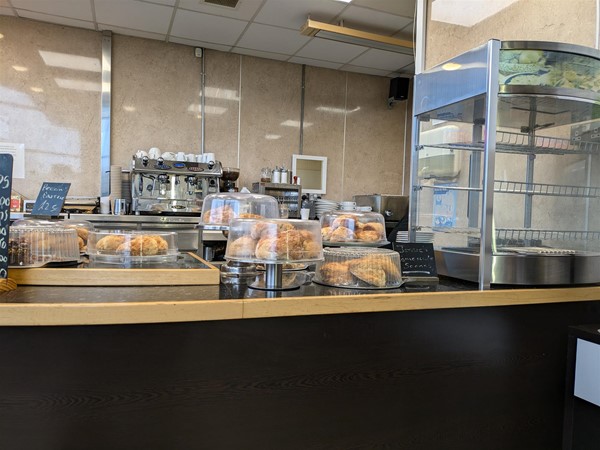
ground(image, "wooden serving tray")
xmin=9 ymin=253 xmax=220 ymax=286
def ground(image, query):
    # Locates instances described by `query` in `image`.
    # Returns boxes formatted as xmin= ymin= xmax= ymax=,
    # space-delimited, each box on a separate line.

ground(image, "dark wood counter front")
xmin=1 ymin=283 xmax=599 ymax=449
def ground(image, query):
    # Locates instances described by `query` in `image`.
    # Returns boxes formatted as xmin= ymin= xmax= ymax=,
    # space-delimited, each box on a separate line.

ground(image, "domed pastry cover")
xmin=225 ymin=218 xmax=323 ymax=263
xmin=319 ymin=210 xmax=388 ymax=245
xmin=87 ymin=230 xmax=178 ymax=263
xmin=314 ymin=247 xmax=402 ymax=289
xmin=199 ymin=193 xmax=280 ymax=229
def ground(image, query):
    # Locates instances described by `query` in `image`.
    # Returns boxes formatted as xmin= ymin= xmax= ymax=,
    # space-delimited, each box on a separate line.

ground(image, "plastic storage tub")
xmin=314 ymin=247 xmax=402 ymax=289
xmin=60 ymin=219 xmax=95 ymax=253
xmin=8 ymin=225 xmax=80 ymax=267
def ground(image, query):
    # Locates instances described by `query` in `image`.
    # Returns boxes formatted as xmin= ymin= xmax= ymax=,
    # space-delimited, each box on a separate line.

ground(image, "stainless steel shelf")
xmin=494 ymin=180 xmax=600 ymax=198
xmin=419 ymin=130 xmax=600 ymax=156
xmin=496 ymin=228 xmax=600 ymax=242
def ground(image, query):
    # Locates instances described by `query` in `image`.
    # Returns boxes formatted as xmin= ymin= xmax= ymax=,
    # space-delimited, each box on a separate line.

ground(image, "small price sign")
xmin=31 ymin=182 xmax=71 ymax=217
xmin=395 ymin=242 xmax=438 ymax=277
xmin=0 ymin=155 xmax=13 ymax=279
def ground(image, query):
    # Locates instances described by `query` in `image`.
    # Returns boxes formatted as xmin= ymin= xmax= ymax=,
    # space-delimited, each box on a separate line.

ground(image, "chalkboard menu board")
xmin=395 ymin=243 xmax=438 ymax=277
xmin=0 ymin=154 xmax=13 ymax=279
xmin=31 ymin=182 xmax=70 ymax=217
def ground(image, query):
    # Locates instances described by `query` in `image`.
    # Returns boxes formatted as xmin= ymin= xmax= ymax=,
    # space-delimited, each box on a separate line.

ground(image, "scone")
xmin=321 ymin=226 xmax=333 ymax=241
xmin=329 ymin=226 xmax=354 ymax=242
xmin=117 ymin=236 xmax=159 ymax=256
xmin=203 ymin=205 xmax=236 ymax=224
xmin=77 ymin=236 xmax=85 ymax=252
xmin=331 ymin=215 xmax=359 ymax=231
xmin=349 ymin=265 xmax=386 ymax=287
xmin=96 ymin=234 xmax=126 ymax=252
xmin=238 ymin=213 xmax=263 ymax=219
xmin=348 ymin=257 xmax=401 ymax=279
xmin=319 ymin=262 xmax=354 ymax=285
xmin=147 ymin=235 xmax=169 ymax=253
xmin=227 ymin=235 xmax=257 ymax=258
xmin=355 ymin=230 xmax=381 ymax=242
xmin=362 ymin=222 xmax=384 ymax=235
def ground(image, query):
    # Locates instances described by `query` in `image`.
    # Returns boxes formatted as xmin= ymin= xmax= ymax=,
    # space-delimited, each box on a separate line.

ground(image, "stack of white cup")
xmin=110 ymin=165 xmax=122 ymax=214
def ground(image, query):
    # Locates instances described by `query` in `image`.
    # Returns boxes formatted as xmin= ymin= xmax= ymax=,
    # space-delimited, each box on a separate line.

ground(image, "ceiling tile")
xmin=11 ymin=0 xmax=93 ymax=21
xmin=254 ymin=0 xmax=345 ymax=30
xmin=349 ymin=48 xmax=413 ymax=71
xmin=0 ymin=6 xmax=15 ymax=15
xmin=288 ymin=56 xmax=343 ymax=70
xmin=236 ymin=23 xmax=310 ymax=55
xmin=339 ymin=5 xmax=412 ymax=35
xmin=295 ymin=38 xmax=368 ymax=64
xmin=342 ymin=65 xmax=391 ymax=76
xmin=94 ymin=0 xmax=173 ymax=34
xmin=178 ymin=0 xmax=263 ymax=21
xmin=17 ymin=10 xmax=95 ymax=29
xmin=392 ymin=62 xmax=414 ymax=74
xmin=99 ymin=24 xmax=165 ymax=40
xmin=171 ymin=9 xmax=247 ymax=46
xmin=170 ymin=36 xmax=232 ymax=52
xmin=351 ymin=0 xmax=416 ymax=18
xmin=232 ymin=47 xmax=289 ymax=61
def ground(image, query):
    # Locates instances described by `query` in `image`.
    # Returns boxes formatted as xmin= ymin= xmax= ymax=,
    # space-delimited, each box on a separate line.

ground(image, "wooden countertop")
xmin=0 ymin=281 xmax=599 ymax=326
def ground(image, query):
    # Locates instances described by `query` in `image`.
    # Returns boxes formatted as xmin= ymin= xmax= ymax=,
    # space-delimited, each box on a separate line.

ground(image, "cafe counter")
xmin=1 ymin=281 xmax=599 ymax=449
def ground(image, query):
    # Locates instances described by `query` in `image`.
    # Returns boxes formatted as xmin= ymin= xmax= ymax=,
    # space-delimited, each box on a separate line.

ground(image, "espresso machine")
xmin=130 ymin=155 xmax=223 ymax=214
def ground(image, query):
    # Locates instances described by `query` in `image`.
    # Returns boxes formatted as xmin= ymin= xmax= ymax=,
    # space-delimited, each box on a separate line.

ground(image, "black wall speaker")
xmin=389 ymin=77 xmax=410 ymax=101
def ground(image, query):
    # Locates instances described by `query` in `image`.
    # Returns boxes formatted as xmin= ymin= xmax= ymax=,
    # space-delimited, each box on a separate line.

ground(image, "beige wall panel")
xmin=203 ymin=50 xmax=240 ymax=169
xmin=426 ymin=0 xmax=597 ymax=69
xmin=302 ymin=66 xmax=346 ymax=201
xmin=238 ymin=56 xmax=301 ymax=189
xmin=0 ymin=17 xmax=101 ymax=199
xmin=111 ymin=35 xmax=201 ymax=167
xmin=343 ymin=73 xmax=405 ymax=201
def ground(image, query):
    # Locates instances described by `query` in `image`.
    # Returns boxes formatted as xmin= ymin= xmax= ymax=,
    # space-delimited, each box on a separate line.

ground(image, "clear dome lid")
xmin=12 ymin=218 xmax=62 ymax=228
xmin=225 ymin=218 xmax=323 ymax=263
xmin=61 ymin=219 xmax=95 ymax=253
xmin=319 ymin=210 xmax=388 ymax=245
xmin=314 ymin=247 xmax=402 ymax=289
xmin=87 ymin=230 xmax=178 ymax=264
xmin=199 ymin=193 xmax=280 ymax=229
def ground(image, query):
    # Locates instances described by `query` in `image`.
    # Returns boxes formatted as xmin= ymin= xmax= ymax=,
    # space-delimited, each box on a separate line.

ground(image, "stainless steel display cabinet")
xmin=410 ymin=40 xmax=600 ymax=289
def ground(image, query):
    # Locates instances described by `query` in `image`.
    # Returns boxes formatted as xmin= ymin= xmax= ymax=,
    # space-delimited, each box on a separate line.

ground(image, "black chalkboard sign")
xmin=395 ymin=243 xmax=438 ymax=277
xmin=31 ymin=182 xmax=70 ymax=217
xmin=0 ymin=154 xmax=13 ymax=279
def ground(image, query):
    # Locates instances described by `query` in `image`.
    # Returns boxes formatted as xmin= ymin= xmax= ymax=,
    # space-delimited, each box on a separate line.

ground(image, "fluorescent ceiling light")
xmin=300 ymin=19 xmax=413 ymax=55
xmin=187 ymin=104 xmax=227 ymax=115
xmin=316 ymin=106 xmax=360 ymax=114
xmin=431 ymin=0 xmax=519 ymax=27
xmin=265 ymin=134 xmax=281 ymax=140
xmin=12 ymin=66 xmax=28 ymax=72
xmin=281 ymin=120 xmax=313 ymax=128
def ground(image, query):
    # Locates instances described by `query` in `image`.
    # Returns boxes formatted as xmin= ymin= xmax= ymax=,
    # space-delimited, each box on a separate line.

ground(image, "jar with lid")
xmin=272 ymin=166 xmax=281 ymax=183
xmin=281 ymin=166 xmax=289 ymax=184
xmin=260 ymin=167 xmax=272 ymax=182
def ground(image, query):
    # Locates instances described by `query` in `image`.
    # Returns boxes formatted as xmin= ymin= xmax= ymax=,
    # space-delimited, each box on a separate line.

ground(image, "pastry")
xmin=355 ymin=230 xmax=381 ymax=242
xmin=348 ymin=257 xmax=401 ymax=279
xmin=96 ymin=234 xmax=126 ymax=252
xmin=228 ymin=235 xmax=257 ymax=258
xmin=238 ymin=213 xmax=263 ymax=219
xmin=147 ymin=235 xmax=169 ymax=253
xmin=349 ymin=265 xmax=386 ymax=287
xmin=203 ymin=204 xmax=236 ymax=224
xmin=117 ymin=236 xmax=159 ymax=256
xmin=78 ymin=236 xmax=85 ymax=252
xmin=75 ymin=227 xmax=89 ymax=242
xmin=362 ymin=222 xmax=384 ymax=235
xmin=321 ymin=226 xmax=333 ymax=241
xmin=319 ymin=262 xmax=354 ymax=285
xmin=250 ymin=221 xmax=278 ymax=240
xmin=329 ymin=226 xmax=354 ymax=242
xmin=331 ymin=215 xmax=359 ymax=231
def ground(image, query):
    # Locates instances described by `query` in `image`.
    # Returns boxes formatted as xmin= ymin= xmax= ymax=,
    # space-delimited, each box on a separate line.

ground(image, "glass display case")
xmin=410 ymin=40 xmax=600 ymax=289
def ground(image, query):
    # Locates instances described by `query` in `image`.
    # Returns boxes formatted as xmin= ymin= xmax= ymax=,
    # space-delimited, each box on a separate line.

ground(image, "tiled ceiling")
xmin=0 ymin=0 xmax=416 ymax=77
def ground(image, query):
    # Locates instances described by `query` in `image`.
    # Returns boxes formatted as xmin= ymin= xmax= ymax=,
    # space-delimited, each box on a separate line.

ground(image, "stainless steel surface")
xmin=130 ymin=157 xmax=222 ymax=214
xmin=353 ymin=194 xmax=409 ymax=222
xmin=100 ymin=31 xmax=112 ymax=198
xmin=436 ymin=249 xmax=600 ymax=285
xmin=251 ymin=182 xmax=301 ymax=219
xmin=479 ymin=39 xmax=501 ymax=290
